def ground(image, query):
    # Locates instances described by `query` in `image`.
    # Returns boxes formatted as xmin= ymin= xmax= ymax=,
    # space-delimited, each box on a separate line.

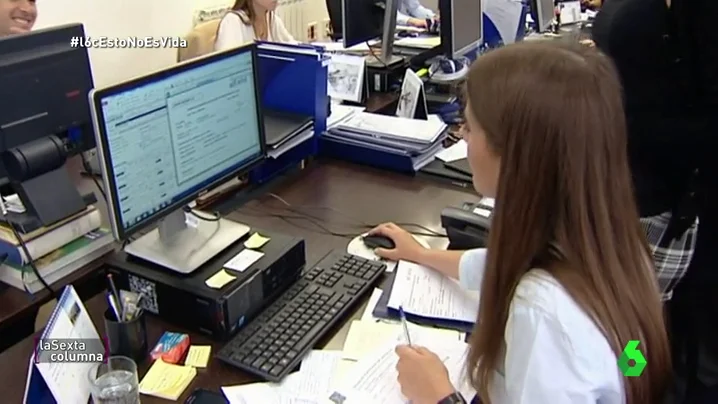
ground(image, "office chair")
xmin=178 ymin=20 xmax=222 ymax=62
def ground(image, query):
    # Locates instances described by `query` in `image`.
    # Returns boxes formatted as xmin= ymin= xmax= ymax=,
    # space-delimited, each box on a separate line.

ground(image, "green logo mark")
xmin=618 ymin=340 xmax=647 ymax=377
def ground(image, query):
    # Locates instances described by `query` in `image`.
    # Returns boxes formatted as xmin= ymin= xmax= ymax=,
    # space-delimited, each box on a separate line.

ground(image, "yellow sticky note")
xmin=244 ymin=232 xmax=270 ymax=249
xmin=185 ymin=345 xmax=211 ymax=368
xmin=139 ymin=359 xmax=197 ymax=400
xmin=205 ymin=269 xmax=236 ymax=289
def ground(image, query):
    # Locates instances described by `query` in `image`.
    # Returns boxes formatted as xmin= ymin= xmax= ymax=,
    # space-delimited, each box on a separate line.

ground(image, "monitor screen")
xmin=341 ymin=0 xmax=384 ymax=48
xmin=452 ymin=0 xmax=482 ymax=55
xmin=95 ymin=48 xmax=263 ymax=236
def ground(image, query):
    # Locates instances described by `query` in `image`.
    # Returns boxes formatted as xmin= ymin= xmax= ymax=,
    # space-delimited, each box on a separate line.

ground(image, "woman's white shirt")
xmin=458 ymin=249 xmax=625 ymax=403
xmin=214 ymin=12 xmax=296 ymax=51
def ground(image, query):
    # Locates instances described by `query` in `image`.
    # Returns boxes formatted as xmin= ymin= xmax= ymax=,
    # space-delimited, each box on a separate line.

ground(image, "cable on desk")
xmin=183 ymin=206 xmax=220 ymax=222
xmin=366 ymin=41 xmax=389 ymax=68
xmin=240 ymin=193 xmax=447 ymax=239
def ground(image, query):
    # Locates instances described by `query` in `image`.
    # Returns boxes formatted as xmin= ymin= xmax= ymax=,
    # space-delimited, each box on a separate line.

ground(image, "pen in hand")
xmin=399 ymin=305 xmax=412 ymax=346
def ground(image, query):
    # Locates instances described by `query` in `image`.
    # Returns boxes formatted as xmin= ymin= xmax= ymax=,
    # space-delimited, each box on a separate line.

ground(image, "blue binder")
xmin=251 ymin=42 xmax=329 ymax=184
xmin=24 ymin=287 xmax=72 ymax=404
xmin=371 ymin=270 xmax=475 ymax=333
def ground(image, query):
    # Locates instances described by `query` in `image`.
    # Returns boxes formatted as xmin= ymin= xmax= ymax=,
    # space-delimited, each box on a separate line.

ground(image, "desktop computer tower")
xmin=105 ymin=229 xmax=306 ymax=340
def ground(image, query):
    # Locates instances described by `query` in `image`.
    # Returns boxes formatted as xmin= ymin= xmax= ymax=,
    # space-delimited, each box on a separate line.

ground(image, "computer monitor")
xmin=326 ymin=0 xmax=403 ymax=65
xmin=89 ymin=44 xmax=266 ymax=274
xmin=0 ymin=23 xmax=96 ymax=226
xmin=531 ymin=0 xmax=555 ymax=32
xmin=438 ymin=0 xmax=483 ymax=59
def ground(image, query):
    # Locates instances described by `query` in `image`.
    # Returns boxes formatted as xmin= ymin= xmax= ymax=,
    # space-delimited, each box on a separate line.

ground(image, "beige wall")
xmin=420 ymin=0 xmax=439 ymax=11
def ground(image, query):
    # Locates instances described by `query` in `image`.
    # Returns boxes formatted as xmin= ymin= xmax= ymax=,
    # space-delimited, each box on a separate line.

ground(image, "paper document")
xmin=222 ymin=350 xmax=343 ymax=403
xmin=395 ymin=36 xmax=441 ymax=49
xmin=342 ymin=320 xmax=463 ymax=361
xmin=327 ymin=104 xmax=362 ymax=128
xmin=388 ymin=261 xmax=479 ymax=323
xmin=225 ymin=249 xmax=264 ymax=272
xmin=327 ymin=53 xmax=366 ymax=103
xmin=436 ymin=139 xmax=468 ymax=162
xmin=360 ymin=288 xmax=384 ymax=321
xmin=282 ymin=350 xmax=343 ymax=398
xmin=330 ymin=334 xmax=473 ymax=403
xmin=222 ymin=383 xmax=320 ymax=404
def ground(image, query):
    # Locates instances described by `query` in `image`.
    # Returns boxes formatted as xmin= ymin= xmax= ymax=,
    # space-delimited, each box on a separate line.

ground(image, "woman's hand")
xmin=395 ymin=345 xmax=456 ymax=404
xmin=407 ymin=18 xmax=428 ymax=28
xmin=368 ymin=222 xmax=427 ymax=262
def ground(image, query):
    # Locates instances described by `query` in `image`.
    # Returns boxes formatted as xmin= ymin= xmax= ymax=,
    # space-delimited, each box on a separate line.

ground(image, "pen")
xmin=399 ymin=306 xmax=412 ymax=346
xmin=107 ymin=292 xmax=122 ymax=322
xmin=107 ymin=274 xmax=122 ymax=319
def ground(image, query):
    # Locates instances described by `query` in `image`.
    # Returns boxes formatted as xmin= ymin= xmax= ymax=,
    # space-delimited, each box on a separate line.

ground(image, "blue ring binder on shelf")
xmin=23 ymin=285 xmax=103 ymax=404
xmin=251 ymin=42 xmax=329 ymax=184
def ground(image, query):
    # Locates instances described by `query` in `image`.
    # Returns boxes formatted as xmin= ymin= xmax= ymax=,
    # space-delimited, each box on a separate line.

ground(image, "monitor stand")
xmin=124 ymin=208 xmax=250 ymax=274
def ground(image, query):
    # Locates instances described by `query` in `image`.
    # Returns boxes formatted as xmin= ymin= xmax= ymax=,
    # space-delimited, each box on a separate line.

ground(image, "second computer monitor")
xmin=532 ymin=0 xmax=555 ymax=32
xmin=439 ymin=0 xmax=483 ymax=59
xmin=339 ymin=0 xmax=385 ymax=48
xmin=90 ymin=44 xmax=266 ymax=274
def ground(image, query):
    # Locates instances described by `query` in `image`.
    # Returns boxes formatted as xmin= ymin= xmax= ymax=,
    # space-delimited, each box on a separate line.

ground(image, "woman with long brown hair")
xmin=369 ymin=41 xmax=672 ymax=403
xmin=214 ymin=0 xmax=295 ymax=51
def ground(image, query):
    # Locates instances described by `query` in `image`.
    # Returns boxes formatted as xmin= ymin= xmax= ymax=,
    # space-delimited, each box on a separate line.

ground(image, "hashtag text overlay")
xmin=70 ymin=36 xmax=188 ymax=49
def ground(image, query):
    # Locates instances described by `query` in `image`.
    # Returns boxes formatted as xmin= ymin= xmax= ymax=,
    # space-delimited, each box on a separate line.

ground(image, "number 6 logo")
xmin=618 ymin=340 xmax=647 ymax=377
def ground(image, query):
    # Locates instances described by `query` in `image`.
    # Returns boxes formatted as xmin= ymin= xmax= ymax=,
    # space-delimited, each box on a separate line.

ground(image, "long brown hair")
xmin=464 ymin=41 xmax=671 ymax=403
xmin=232 ymin=0 xmax=275 ymax=23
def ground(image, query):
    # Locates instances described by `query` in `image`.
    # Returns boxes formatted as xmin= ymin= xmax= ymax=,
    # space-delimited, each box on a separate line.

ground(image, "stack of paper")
xmin=325 ymin=112 xmax=447 ymax=171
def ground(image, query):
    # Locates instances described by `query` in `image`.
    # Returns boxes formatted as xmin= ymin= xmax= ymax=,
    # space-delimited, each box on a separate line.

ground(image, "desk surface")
xmin=0 ymin=160 xmax=476 ymax=402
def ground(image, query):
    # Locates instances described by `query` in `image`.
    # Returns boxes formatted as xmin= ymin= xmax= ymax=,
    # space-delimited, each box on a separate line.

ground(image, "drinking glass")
xmin=87 ymin=356 xmax=140 ymax=404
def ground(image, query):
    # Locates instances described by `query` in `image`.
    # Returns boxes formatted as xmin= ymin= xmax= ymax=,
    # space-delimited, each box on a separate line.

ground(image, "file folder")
xmin=251 ymin=43 xmax=330 ymax=183
xmin=371 ymin=270 xmax=475 ymax=333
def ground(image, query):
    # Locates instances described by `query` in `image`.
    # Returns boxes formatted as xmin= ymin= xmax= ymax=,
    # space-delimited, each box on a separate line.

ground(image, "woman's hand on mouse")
xmin=368 ymin=222 xmax=426 ymax=262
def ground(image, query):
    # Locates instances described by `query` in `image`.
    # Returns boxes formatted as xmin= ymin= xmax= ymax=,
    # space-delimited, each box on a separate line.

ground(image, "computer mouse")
xmin=362 ymin=235 xmax=396 ymax=250
xmin=397 ymin=30 xmax=418 ymax=38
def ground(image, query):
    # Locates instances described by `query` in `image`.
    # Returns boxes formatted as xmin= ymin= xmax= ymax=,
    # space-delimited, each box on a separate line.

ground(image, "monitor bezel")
xmin=89 ymin=43 xmax=267 ymax=242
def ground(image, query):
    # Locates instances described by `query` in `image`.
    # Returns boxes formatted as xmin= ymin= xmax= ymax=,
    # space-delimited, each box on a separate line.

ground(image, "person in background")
xmin=593 ymin=0 xmax=718 ymax=402
xmin=581 ymin=0 xmax=601 ymax=11
xmin=214 ymin=0 xmax=295 ymax=51
xmin=369 ymin=41 xmax=671 ymax=404
xmin=397 ymin=0 xmax=436 ymax=29
xmin=0 ymin=0 xmax=37 ymax=37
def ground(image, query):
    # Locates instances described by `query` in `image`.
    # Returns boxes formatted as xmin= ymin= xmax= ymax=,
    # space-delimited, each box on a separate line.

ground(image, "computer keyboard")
xmin=216 ymin=250 xmax=386 ymax=381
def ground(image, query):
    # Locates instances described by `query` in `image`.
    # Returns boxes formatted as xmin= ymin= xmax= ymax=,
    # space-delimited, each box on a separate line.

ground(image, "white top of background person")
xmin=215 ymin=0 xmax=295 ymax=51
xmin=0 ymin=0 xmax=37 ymax=37
xmin=397 ymin=0 xmax=435 ymax=29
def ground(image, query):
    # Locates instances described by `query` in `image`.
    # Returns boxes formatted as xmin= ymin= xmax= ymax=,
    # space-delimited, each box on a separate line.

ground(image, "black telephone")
xmin=440 ymin=201 xmax=492 ymax=250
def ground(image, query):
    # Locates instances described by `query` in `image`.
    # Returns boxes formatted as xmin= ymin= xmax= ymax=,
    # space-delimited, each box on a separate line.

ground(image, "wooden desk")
xmin=0 ymin=160 xmax=476 ymax=402
xmin=0 ymin=156 xmax=111 ymax=352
